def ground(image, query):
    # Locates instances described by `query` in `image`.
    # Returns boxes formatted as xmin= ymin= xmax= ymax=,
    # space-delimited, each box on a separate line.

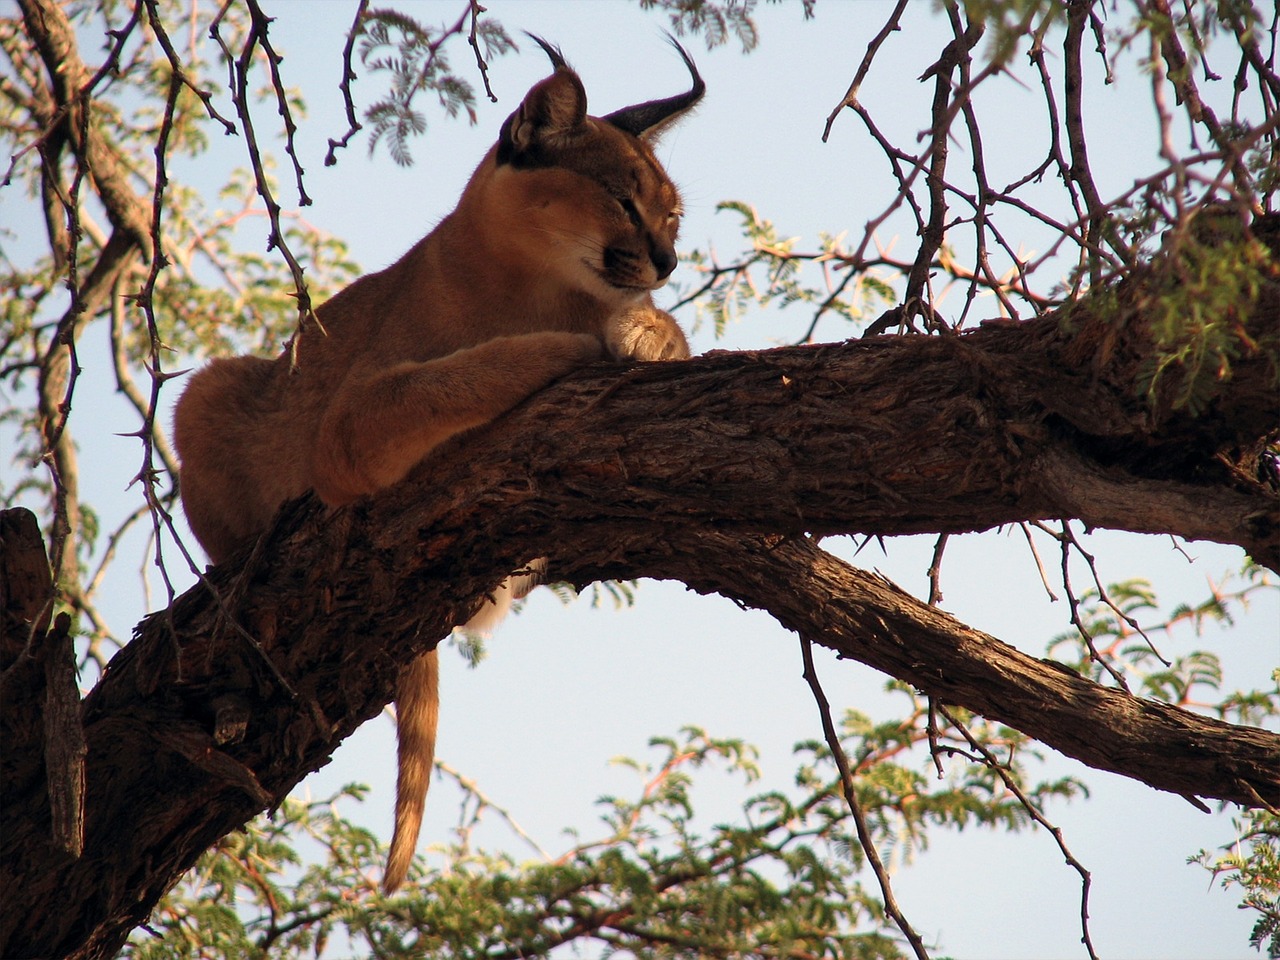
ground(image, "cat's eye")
xmin=616 ymin=196 xmax=641 ymax=223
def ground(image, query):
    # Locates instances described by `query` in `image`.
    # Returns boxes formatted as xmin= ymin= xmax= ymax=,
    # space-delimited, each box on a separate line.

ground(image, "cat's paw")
xmin=606 ymin=305 xmax=690 ymax=362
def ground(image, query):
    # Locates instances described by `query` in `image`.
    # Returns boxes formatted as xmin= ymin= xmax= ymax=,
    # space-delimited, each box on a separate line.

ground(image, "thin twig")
xmin=434 ymin=760 xmax=554 ymax=862
xmin=1019 ymin=522 xmax=1059 ymax=602
xmin=1060 ymin=521 xmax=1170 ymax=667
xmin=210 ymin=0 xmax=317 ymax=369
xmin=821 ymin=0 xmax=910 ymax=142
xmin=465 ymin=0 xmax=500 ymax=103
xmin=323 ymin=0 xmax=369 ymax=166
xmin=926 ymin=533 xmax=948 ymax=606
xmin=798 ymin=636 xmax=931 ymax=960
xmin=1053 ymin=520 xmax=1131 ymax=689
xmin=937 ymin=704 xmax=1099 ymax=960
xmin=244 ymin=0 xmax=311 ymax=207
xmin=1064 ymin=0 xmax=1133 ymax=282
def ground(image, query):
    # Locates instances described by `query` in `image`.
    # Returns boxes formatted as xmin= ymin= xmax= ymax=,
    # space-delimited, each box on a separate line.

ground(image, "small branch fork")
xmin=434 ymin=759 xmax=554 ymax=863
xmin=802 ymin=609 xmax=1095 ymax=960
xmin=323 ymin=0 xmax=369 ymax=167
xmin=935 ymin=704 xmax=1099 ymax=960
xmin=464 ymin=0 xmax=501 ymax=103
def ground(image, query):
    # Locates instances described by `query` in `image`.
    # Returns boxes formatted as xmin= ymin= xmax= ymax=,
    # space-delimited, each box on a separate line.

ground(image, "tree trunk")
xmin=2 ymin=272 xmax=1278 ymax=957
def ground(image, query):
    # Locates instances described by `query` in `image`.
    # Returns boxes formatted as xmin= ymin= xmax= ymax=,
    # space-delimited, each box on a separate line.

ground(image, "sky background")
xmin=5 ymin=1 xmax=1279 ymax=957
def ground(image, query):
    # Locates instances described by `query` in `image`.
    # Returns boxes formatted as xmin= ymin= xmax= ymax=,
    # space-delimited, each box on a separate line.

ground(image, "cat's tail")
xmin=383 ymin=650 xmax=439 ymax=892
xmin=381 ymin=561 xmax=545 ymax=892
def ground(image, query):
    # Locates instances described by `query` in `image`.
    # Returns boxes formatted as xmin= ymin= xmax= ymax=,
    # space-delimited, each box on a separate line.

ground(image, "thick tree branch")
xmin=428 ymin=312 xmax=1276 ymax=566
xmin=2 ymin=276 xmax=1278 ymax=957
xmin=588 ymin=529 xmax=1280 ymax=811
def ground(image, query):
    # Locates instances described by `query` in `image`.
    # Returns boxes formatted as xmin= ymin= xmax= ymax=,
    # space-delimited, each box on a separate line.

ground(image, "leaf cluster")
xmin=635 ymin=0 xmax=804 ymax=53
xmin=1191 ymin=809 xmax=1280 ymax=958
xmin=1135 ymin=226 xmax=1279 ymax=416
xmin=123 ymin=713 xmax=1081 ymax=959
xmin=1047 ymin=565 xmax=1280 ymax=725
xmin=358 ymin=7 xmax=515 ymax=167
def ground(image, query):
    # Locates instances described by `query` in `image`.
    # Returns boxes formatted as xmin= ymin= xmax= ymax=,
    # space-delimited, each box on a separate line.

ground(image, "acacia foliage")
xmin=123 ymin=718 xmax=1083 ymax=960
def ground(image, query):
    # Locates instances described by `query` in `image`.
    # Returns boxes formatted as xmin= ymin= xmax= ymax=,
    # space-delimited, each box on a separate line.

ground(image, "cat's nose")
xmin=651 ymin=244 xmax=678 ymax=280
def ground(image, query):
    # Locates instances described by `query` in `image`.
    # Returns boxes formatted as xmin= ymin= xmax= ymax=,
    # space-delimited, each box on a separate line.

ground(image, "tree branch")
xmin=17 ymin=0 xmax=153 ymax=255
xmin=596 ymin=529 xmax=1279 ymax=811
xmin=2 ymin=265 xmax=1278 ymax=957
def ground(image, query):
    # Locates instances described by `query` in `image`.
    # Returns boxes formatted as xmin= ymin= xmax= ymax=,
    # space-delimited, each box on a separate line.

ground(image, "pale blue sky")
xmin=5 ymin=2 xmax=1278 ymax=957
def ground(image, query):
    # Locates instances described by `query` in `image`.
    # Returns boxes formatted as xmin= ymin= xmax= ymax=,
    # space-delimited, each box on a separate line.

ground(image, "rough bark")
xmin=2 ymin=282 xmax=1278 ymax=958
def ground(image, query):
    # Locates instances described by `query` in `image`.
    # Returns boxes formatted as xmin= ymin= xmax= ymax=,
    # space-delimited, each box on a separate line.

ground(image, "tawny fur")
xmin=173 ymin=39 xmax=700 ymax=893
xmin=384 ymin=650 xmax=439 ymax=893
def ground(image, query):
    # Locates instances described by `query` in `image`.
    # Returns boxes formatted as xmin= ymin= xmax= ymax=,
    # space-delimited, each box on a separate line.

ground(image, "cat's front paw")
xmin=606 ymin=305 xmax=690 ymax=362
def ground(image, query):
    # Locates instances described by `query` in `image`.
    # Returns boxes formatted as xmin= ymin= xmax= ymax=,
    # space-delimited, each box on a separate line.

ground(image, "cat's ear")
xmin=497 ymin=36 xmax=587 ymax=165
xmin=603 ymin=34 xmax=704 ymax=142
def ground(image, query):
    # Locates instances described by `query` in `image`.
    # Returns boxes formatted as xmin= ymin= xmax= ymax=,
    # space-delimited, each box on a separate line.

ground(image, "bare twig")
xmin=821 ymin=0 xmax=910 ymax=142
xmin=243 ymin=0 xmax=310 ymax=207
xmin=1064 ymin=0 xmax=1133 ymax=283
xmin=1019 ymin=522 xmax=1059 ymax=602
xmin=465 ymin=0 xmax=500 ymax=103
xmin=902 ymin=7 xmax=984 ymax=329
xmin=1053 ymin=520 xmax=1132 ymax=690
xmin=433 ymin=759 xmax=554 ymax=862
xmin=799 ymin=636 xmax=931 ymax=960
xmin=323 ymin=0 xmax=368 ymax=166
xmin=210 ymin=0 xmax=317 ymax=367
xmin=937 ymin=704 xmax=1099 ymax=960
xmin=1060 ymin=522 xmax=1171 ymax=667
xmin=926 ymin=533 xmax=948 ymax=606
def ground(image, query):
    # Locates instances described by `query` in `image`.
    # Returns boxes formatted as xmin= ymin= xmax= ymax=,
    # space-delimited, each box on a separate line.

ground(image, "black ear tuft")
xmin=524 ymin=33 xmax=569 ymax=72
xmin=604 ymin=33 xmax=705 ymax=142
xmin=496 ymin=38 xmax=588 ymax=167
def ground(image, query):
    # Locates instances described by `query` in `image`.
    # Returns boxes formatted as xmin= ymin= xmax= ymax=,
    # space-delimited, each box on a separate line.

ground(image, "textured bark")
xmin=2 ymin=281 xmax=1279 ymax=958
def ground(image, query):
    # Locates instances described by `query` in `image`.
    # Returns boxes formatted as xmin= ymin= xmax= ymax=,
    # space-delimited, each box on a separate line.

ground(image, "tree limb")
xmin=2 ymin=277 xmax=1278 ymax=957
xmin=593 ymin=529 xmax=1280 ymax=812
